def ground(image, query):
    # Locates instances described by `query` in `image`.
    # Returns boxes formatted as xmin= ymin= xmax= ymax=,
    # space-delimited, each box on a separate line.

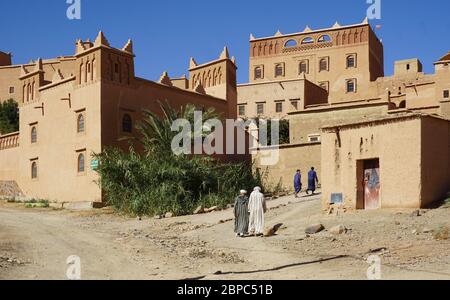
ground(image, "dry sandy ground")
xmin=0 ymin=192 xmax=449 ymax=280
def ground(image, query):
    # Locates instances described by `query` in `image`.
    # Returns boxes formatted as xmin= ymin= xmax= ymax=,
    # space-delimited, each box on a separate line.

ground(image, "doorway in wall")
xmin=357 ymin=159 xmax=381 ymax=209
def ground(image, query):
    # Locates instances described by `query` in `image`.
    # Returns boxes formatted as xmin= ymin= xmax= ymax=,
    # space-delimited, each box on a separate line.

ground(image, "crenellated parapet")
xmin=249 ymin=19 xmax=375 ymax=58
xmin=75 ymin=31 xmax=135 ymax=87
xmin=19 ymin=58 xmax=45 ymax=104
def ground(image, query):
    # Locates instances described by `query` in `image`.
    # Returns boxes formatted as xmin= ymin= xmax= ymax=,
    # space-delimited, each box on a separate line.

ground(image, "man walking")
xmin=248 ymin=187 xmax=267 ymax=237
xmin=306 ymin=167 xmax=319 ymax=195
xmin=294 ymin=170 xmax=302 ymax=198
xmin=234 ymin=190 xmax=249 ymax=237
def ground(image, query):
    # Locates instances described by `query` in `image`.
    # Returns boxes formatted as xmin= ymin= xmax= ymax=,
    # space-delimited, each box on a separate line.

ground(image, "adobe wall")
xmin=0 ymin=144 xmax=20 ymax=184
xmin=248 ymin=23 xmax=383 ymax=104
xmin=100 ymin=79 xmax=231 ymax=152
xmin=321 ymin=117 xmax=423 ymax=209
xmin=253 ymin=143 xmax=321 ymax=192
xmin=15 ymin=80 xmax=103 ymax=203
xmin=289 ymin=102 xmax=388 ymax=143
xmin=237 ymin=79 xmax=308 ymax=118
xmin=421 ymin=117 xmax=450 ymax=207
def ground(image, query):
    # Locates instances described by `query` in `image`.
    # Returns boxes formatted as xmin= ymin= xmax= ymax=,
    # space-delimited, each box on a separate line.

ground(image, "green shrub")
xmin=0 ymin=99 xmax=19 ymax=134
xmin=94 ymin=101 xmax=267 ymax=217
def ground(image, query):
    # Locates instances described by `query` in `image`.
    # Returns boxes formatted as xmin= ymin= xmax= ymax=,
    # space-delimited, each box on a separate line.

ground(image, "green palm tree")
xmin=137 ymin=100 xmax=221 ymax=156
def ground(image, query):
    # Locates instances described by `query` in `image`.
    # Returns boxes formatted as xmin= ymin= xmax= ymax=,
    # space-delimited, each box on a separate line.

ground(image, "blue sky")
xmin=1 ymin=0 xmax=449 ymax=83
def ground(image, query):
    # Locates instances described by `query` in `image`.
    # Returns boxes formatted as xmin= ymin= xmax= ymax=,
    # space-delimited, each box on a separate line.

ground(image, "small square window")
xmin=276 ymin=102 xmax=283 ymax=113
xmin=319 ymin=58 xmax=329 ymax=72
xmin=275 ymin=63 xmax=284 ymax=77
xmin=254 ymin=66 xmax=263 ymax=79
xmin=444 ymin=90 xmax=449 ymax=99
xmin=299 ymin=60 xmax=308 ymax=74
xmin=238 ymin=105 xmax=246 ymax=116
xmin=257 ymin=103 xmax=265 ymax=115
xmin=346 ymin=55 xmax=356 ymax=68
xmin=9 ymin=86 xmax=15 ymax=94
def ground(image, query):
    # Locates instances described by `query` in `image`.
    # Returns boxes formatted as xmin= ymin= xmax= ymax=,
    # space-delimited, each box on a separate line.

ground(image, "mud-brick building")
xmin=241 ymin=20 xmax=450 ymax=209
xmin=0 ymin=32 xmax=240 ymax=204
xmin=321 ymin=114 xmax=450 ymax=209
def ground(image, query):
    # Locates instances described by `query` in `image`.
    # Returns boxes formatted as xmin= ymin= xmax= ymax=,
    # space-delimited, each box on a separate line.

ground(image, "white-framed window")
xmin=346 ymin=54 xmax=357 ymax=68
xmin=308 ymin=134 xmax=321 ymax=143
xmin=274 ymin=63 xmax=284 ymax=77
xmin=346 ymin=79 xmax=357 ymax=93
xmin=299 ymin=60 xmax=309 ymax=74
xmin=254 ymin=66 xmax=263 ymax=79
xmin=319 ymin=57 xmax=329 ymax=72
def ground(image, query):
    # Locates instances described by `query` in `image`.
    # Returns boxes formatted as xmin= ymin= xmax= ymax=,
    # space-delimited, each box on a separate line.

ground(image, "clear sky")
xmin=1 ymin=0 xmax=449 ymax=83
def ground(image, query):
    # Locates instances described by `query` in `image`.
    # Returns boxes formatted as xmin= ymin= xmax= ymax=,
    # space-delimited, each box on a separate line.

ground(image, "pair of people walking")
xmin=294 ymin=167 xmax=319 ymax=198
xmin=234 ymin=187 xmax=267 ymax=238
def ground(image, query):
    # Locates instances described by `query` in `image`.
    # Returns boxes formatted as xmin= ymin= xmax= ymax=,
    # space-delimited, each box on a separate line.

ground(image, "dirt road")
xmin=1 ymin=193 xmax=449 ymax=280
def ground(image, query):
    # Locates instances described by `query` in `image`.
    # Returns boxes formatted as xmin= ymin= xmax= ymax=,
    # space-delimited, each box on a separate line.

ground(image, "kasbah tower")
xmin=1 ymin=18 xmax=450 ymax=210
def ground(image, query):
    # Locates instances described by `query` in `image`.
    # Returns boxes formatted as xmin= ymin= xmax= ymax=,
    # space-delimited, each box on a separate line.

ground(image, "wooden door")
xmin=363 ymin=159 xmax=380 ymax=209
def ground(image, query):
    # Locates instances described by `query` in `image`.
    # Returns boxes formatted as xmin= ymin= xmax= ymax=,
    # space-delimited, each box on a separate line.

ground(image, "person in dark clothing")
xmin=234 ymin=190 xmax=249 ymax=237
xmin=294 ymin=170 xmax=302 ymax=198
xmin=306 ymin=167 xmax=319 ymax=195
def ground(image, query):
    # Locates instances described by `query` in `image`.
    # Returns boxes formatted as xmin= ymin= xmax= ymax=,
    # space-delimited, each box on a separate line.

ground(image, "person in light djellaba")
xmin=248 ymin=187 xmax=267 ymax=237
xmin=234 ymin=190 xmax=249 ymax=238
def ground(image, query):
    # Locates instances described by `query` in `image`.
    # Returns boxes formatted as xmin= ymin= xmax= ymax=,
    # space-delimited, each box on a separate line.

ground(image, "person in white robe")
xmin=248 ymin=187 xmax=267 ymax=236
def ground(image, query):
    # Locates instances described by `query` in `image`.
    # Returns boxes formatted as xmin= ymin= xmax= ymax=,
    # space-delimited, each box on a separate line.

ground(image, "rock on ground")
xmin=305 ymin=224 xmax=325 ymax=235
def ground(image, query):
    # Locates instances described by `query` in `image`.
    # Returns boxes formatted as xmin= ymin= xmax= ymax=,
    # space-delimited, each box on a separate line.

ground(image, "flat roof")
xmin=321 ymin=112 xmax=450 ymax=131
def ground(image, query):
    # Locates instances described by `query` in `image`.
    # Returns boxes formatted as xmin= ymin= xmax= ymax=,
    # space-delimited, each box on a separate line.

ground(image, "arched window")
xmin=301 ymin=37 xmax=314 ymax=44
xmin=122 ymin=114 xmax=133 ymax=133
xmin=31 ymin=161 xmax=38 ymax=179
xmin=346 ymin=79 xmax=356 ymax=93
xmin=77 ymin=114 xmax=85 ymax=133
xmin=31 ymin=126 xmax=37 ymax=144
xmin=347 ymin=55 xmax=356 ymax=68
xmin=319 ymin=58 xmax=328 ymax=72
xmin=78 ymin=153 xmax=85 ymax=173
xmin=299 ymin=61 xmax=308 ymax=74
xmin=284 ymin=39 xmax=297 ymax=48
xmin=318 ymin=35 xmax=332 ymax=43
xmin=399 ymin=101 xmax=406 ymax=109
